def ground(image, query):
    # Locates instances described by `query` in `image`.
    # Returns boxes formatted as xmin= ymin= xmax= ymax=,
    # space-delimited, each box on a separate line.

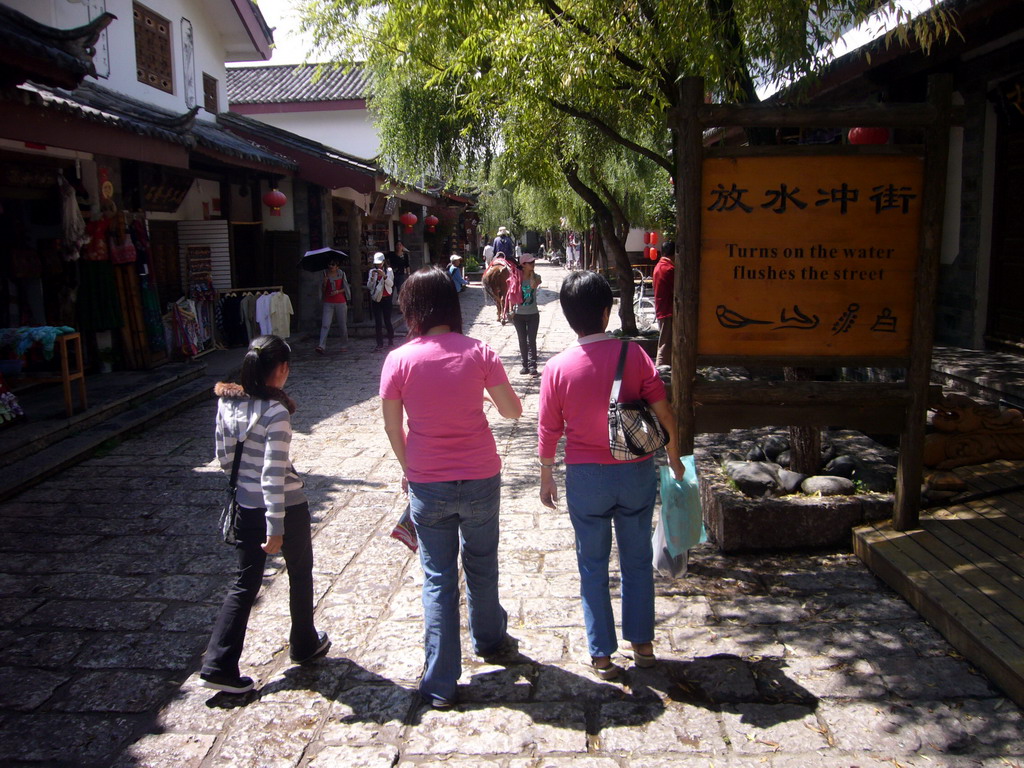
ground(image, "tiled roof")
xmin=10 ymin=81 xmax=295 ymax=171
xmin=227 ymin=64 xmax=369 ymax=104
xmin=218 ymin=112 xmax=377 ymax=172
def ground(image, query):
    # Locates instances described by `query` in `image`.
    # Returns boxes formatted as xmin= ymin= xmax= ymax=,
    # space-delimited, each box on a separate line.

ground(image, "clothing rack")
xmin=221 ymin=285 xmax=283 ymax=297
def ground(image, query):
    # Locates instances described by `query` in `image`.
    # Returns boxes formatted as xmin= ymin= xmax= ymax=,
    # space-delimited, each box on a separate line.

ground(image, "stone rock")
xmin=762 ymin=436 xmax=789 ymax=461
xmin=801 ymin=476 xmax=855 ymax=496
xmin=745 ymin=445 xmax=767 ymax=462
xmin=776 ymin=469 xmax=807 ymax=495
xmin=723 ymin=461 xmax=780 ymax=498
xmin=824 ymin=455 xmax=859 ymax=479
xmin=819 ymin=440 xmax=837 ymax=464
xmin=854 ymin=464 xmax=897 ymax=493
xmin=775 ymin=450 xmax=791 ymax=468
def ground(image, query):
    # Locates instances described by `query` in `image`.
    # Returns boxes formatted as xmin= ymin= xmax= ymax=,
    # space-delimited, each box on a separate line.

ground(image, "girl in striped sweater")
xmin=201 ymin=335 xmax=329 ymax=694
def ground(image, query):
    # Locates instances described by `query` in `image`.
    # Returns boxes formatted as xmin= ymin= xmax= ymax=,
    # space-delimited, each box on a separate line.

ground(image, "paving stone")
xmin=76 ymin=631 xmax=205 ymax=669
xmin=25 ymin=572 xmax=148 ymax=600
xmin=954 ymin=697 xmax=1024 ymax=754
xmin=210 ymin=701 xmax=327 ymax=767
xmin=135 ymin=575 xmax=225 ymax=602
xmin=156 ymin=603 xmax=221 ymax=632
xmin=1 ymin=630 xmax=86 ymax=667
xmin=307 ymin=745 xmax=400 ymax=768
xmin=773 ymin=656 xmax=886 ymax=700
xmin=597 ymin=700 xmax=725 ymax=754
xmin=0 ymin=666 xmax=69 ymax=711
xmin=111 ymin=732 xmax=216 ymax=768
xmin=820 ymin=699 xmax=972 ymax=753
xmin=52 ymin=670 xmax=175 ymax=713
xmin=0 ymin=713 xmax=133 ymax=763
xmin=669 ymin=625 xmax=785 ymax=659
xmin=318 ymin=684 xmax=417 ymax=743
xmin=508 ymin=759 xmax=620 ymax=768
xmin=403 ymin=703 xmax=587 ymax=755
xmin=712 ymin=596 xmax=811 ymax=625
xmin=22 ymin=599 xmax=166 ymax=631
xmin=719 ymin=703 xmax=828 ymax=752
xmin=877 ymin=655 xmax=998 ymax=698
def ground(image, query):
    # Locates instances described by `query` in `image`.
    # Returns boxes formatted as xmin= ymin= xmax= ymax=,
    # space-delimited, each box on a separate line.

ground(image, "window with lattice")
xmin=134 ymin=3 xmax=173 ymax=94
xmin=203 ymin=73 xmax=218 ymax=113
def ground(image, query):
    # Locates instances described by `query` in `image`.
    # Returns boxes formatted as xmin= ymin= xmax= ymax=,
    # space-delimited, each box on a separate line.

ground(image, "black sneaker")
xmin=529 ymin=368 xmax=539 ymax=377
xmin=200 ymin=672 xmax=254 ymax=694
xmin=519 ymin=366 xmax=529 ymax=375
xmin=291 ymin=631 xmax=331 ymax=665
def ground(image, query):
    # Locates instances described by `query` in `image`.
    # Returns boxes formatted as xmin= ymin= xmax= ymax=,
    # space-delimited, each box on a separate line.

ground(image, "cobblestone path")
xmin=1 ymin=264 xmax=1021 ymax=767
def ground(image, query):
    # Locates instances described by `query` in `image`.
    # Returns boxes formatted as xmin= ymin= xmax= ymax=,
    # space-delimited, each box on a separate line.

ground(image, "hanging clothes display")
xmin=269 ymin=291 xmax=294 ymax=339
xmin=171 ymin=298 xmax=201 ymax=357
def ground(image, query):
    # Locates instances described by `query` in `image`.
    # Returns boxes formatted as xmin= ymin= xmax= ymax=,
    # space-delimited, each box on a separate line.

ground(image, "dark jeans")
xmin=371 ymin=296 xmax=394 ymax=347
xmin=512 ymin=312 xmax=539 ymax=370
xmin=202 ymin=502 xmax=319 ymax=679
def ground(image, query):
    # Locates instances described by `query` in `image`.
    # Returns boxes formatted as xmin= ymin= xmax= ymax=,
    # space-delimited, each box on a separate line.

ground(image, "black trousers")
xmin=371 ymin=296 xmax=394 ymax=347
xmin=512 ymin=312 xmax=539 ymax=370
xmin=202 ymin=502 xmax=319 ymax=679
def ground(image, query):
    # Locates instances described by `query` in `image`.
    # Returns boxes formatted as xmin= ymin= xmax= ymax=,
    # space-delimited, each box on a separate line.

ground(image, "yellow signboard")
xmin=698 ymin=155 xmax=923 ymax=358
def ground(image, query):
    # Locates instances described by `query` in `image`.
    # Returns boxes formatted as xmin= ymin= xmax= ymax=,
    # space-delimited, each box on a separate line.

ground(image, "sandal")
xmin=591 ymin=657 xmax=621 ymax=681
xmin=631 ymin=644 xmax=657 ymax=668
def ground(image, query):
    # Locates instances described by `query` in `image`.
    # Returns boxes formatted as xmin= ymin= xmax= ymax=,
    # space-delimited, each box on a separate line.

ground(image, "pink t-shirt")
xmin=380 ymin=332 xmax=510 ymax=483
xmin=538 ymin=335 xmax=667 ymax=465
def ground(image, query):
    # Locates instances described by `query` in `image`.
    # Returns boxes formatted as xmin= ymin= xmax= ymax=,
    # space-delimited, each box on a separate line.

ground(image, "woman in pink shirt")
xmin=380 ymin=266 xmax=522 ymax=708
xmin=539 ymin=271 xmax=682 ymax=680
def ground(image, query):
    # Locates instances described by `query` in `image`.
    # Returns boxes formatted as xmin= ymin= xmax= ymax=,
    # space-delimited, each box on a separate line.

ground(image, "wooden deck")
xmin=854 ymin=460 xmax=1024 ymax=708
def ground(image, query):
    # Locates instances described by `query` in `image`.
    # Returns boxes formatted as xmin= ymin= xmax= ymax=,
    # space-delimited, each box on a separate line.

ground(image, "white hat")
xmin=450 ymin=254 xmax=462 ymax=262
xmin=497 ymin=226 xmax=508 ymax=235
xmin=373 ymin=252 xmax=385 ymax=264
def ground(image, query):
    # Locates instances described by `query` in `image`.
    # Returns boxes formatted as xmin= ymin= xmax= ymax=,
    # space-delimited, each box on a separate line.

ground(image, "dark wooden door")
xmin=987 ymin=120 xmax=1024 ymax=348
xmin=148 ymin=220 xmax=180 ymax=309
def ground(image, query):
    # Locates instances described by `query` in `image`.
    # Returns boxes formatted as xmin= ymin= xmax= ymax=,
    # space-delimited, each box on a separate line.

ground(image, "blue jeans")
xmin=565 ymin=458 xmax=657 ymax=658
xmin=408 ymin=473 xmax=507 ymax=701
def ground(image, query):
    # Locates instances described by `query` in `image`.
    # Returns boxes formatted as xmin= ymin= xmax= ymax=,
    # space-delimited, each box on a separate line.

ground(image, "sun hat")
xmin=373 ymin=252 xmax=385 ymax=264
xmin=497 ymin=226 xmax=508 ymax=235
xmin=520 ymin=253 xmax=536 ymax=263
xmin=450 ymin=254 xmax=462 ymax=262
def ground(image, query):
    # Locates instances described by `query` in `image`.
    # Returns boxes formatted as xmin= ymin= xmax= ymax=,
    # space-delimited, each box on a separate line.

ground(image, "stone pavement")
xmin=1 ymin=263 xmax=1022 ymax=767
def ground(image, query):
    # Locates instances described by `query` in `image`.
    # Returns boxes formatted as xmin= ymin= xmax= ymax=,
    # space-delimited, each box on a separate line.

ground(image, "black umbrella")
xmin=299 ymin=247 xmax=348 ymax=272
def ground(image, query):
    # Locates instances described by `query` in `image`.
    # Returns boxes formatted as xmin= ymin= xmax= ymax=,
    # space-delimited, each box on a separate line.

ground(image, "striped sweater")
xmin=214 ymin=382 xmax=305 ymax=536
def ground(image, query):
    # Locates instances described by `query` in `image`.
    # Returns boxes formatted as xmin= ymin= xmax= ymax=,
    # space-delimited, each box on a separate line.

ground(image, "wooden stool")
xmin=39 ymin=332 xmax=88 ymax=418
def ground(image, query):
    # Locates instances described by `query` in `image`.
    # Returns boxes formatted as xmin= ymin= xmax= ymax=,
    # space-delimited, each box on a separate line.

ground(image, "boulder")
xmin=801 ymin=475 xmax=855 ymax=496
xmin=762 ymin=436 xmax=790 ymax=461
xmin=723 ymin=460 xmax=780 ymax=498
xmin=853 ymin=464 xmax=897 ymax=493
xmin=777 ymin=469 xmax=808 ymax=495
xmin=746 ymin=445 xmax=767 ymax=462
xmin=824 ymin=455 xmax=859 ymax=479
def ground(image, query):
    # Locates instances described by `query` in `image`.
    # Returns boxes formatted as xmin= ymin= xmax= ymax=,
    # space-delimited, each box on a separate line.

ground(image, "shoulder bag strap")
xmin=609 ymin=341 xmax=629 ymax=406
xmin=228 ymin=441 xmax=244 ymax=490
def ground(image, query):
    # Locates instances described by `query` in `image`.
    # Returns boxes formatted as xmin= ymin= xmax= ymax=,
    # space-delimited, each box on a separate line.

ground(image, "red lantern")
xmin=649 ymin=231 xmax=659 ymax=246
xmin=399 ymin=212 xmax=418 ymax=232
xmin=643 ymin=232 xmax=652 ymax=245
xmin=424 ymin=214 xmax=439 ymax=233
xmin=848 ymin=126 xmax=890 ymax=145
xmin=262 ymin=188 xmax=287 ymax=216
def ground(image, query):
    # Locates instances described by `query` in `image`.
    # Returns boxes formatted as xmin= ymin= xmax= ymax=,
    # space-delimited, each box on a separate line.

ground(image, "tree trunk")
xmin=785 ymin=367 xmax=822 ymax=475
xmin=561 ymin=163 xmax=638 ymax=333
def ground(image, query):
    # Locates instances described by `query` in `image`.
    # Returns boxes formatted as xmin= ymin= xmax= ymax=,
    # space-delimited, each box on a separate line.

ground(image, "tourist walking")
xmin=492 ymin=226 xmax=519 ymax=269
xmin=201 ymin=335 xmax=330 ymax=694
xmin=511 ymin=253 xmax=542 ymax=375
xmin=367 ymin=252 xmax=395 ymax=351
xmin=537 ymin=271 xmax=682 ymax=680
xmin=652 ymin=241 xmax=675 ymax=367
xmin=315 ymin=257 xmax=351 ymax=355
xmin=380 ymin=267 xmax=522 ymax=708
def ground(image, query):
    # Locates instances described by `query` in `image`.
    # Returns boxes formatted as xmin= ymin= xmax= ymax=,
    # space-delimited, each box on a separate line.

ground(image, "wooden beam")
xmin=672 ymin=76 xmax=704 ymax=454
xmin=894 ymin=74 xmax=952 ymax=532
xmin=699 ymin=102 xmax=965 ymax=129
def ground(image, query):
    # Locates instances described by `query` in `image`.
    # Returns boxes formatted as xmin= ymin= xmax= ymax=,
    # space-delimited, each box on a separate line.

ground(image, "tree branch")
xmin=538 ymin=0 xmax=647 ymax=75
xmin=548 ymin=98 xmax=672 ymax=173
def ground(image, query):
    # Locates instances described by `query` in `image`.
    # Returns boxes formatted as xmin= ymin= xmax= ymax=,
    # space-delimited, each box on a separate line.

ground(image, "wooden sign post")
xmin=671 ymin=75 xmax=954 ymax=532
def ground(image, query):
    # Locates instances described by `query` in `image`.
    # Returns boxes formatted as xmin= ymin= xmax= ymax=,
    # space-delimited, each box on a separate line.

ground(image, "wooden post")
xmin=672 ymin=77 xmax=704 ymax=454
xmin=893 ymin=73 xmax=952 ymax=531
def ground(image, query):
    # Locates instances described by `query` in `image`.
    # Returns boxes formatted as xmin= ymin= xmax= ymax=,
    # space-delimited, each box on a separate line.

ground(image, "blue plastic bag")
xmin=654 ymin=457 xmax=705 ymax=576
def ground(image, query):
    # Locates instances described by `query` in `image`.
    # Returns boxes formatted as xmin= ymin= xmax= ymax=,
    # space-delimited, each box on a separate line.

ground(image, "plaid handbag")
xmin=608 ymin=341 xmax=668 ymax=460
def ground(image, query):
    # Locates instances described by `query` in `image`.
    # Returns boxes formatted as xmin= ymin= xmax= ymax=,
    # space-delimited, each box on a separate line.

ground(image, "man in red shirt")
xmin=652 ymin=241 xmax=675 ymax=367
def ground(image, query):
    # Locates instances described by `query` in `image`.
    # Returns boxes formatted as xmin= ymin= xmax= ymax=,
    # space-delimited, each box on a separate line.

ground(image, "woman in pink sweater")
xmin=380 ymin=266 xmax=522 ymax=708
xmin=538 ymin=271 xmax=682 ymax=680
